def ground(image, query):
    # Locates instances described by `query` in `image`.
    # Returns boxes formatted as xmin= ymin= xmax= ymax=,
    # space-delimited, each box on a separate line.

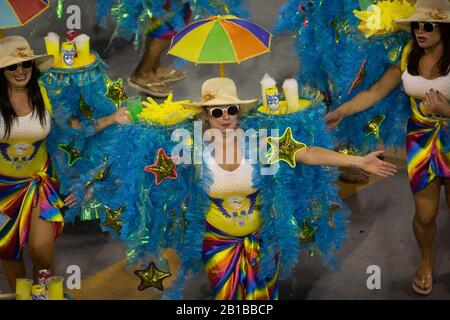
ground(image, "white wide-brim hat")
xmin=189 ymin=77 xmax=258 ymax=114
xmin=0 ymin=36 xmax=54 ymax=72
xmin=395 ymin=0 xmax=450 ymax=30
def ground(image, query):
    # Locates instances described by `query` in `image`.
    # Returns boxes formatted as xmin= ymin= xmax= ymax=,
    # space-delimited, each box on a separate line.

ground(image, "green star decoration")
xmin=84 ymin=165 xmax=112 ymax=189
xmin=134 ymin=262 xmax=171 ymax=291
xmin=267 ymin=127 xmax=307 ymax=168
xmin=365 ymin=115 xmax=385 ymax=139
xmin=103 ymin=204 xmax=124 ymax=232
xmin=79 ymin=94 xmax=94 ymax=121
xmin=104 ymin=76 xmax=128 ymax=108
xmin=299 ymin=220 xmax=318 ymax=243
xmin=58 ymin=144 xmax=82 ymax=166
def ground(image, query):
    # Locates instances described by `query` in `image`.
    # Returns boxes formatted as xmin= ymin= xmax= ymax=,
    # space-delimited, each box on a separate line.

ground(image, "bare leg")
xmin=153 ymin=39 xmax=186 ymax=83
xmin=129 ymin=37 xmax=171 ymax=97
xmin=412 ymin=178 xmax=441 ymax=293
xmin=28 ymin=203 xmax=56 ymax=283
xmin=442 ymin=178 xmax=450 ymax=209
xmin=2 ymin=259 xmax=25 ymax=292
xmin=133 ymin=37 xmax=171 ymax=77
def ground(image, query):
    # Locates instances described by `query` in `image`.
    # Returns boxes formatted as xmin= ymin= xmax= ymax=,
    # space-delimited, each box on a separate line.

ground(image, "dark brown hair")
xmin=407 ymin=23 xmax=450 ymax=77
xmin=0 ymin=63 xmax=47 ymax=139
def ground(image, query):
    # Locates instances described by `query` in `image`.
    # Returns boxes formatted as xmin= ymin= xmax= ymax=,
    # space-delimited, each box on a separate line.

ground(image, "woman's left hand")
xmin=358 ymin=150 xmax=397 ymax=178
xmin=425 ymin=90 xmax=450 ymax=116
xmin=63 ymin=193 xmax=78 ymax=208
xmin=113 ymin=107 xmax=132 ymax=124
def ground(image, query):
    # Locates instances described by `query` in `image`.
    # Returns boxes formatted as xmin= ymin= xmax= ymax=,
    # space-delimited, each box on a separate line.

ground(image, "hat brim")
xmin=395 ymin=12 xmax=450 ymax=32
xmin=0 ymin=54 xmax=54 ymax=72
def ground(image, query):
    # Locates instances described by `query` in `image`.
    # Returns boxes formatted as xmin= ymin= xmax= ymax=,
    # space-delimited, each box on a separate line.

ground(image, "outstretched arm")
xmin=94 ymin=107 xmax=132 ymax=132
xmin=324 ymin=65 xmax=403 ymax=129
xmin=69 ymin=107 xmax=132 ymax=132
xmin=296 ymin=147 xmax=397 ymax=178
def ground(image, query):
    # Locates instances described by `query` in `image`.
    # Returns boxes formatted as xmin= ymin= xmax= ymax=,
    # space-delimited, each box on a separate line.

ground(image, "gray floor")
xmin=1 ymin=0 xmax=450 ymax=299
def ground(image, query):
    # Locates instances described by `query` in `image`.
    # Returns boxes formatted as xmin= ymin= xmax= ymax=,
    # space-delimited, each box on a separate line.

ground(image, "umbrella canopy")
xmin=168 ymin=14 xmax=271 ymax=64
xmin=0 ymin=0 xmax=50 ymax=29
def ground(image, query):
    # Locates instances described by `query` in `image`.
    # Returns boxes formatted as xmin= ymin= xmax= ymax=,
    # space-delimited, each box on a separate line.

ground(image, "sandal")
xmin=0 ymin=291 xmax=15 ymax=300
xmin=412 ymin=274 xmax=433 ymax=296
xmin=157 ymin=69 xmax=186 ymax=83
xmin=339 ymin=167 xmax=369 ymax=184
xmin=127 ymin=78 xmax=171 ymax=98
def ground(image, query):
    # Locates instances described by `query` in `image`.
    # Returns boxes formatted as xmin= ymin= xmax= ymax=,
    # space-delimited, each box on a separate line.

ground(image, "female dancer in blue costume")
xmin=121 ymin=77 xmax=397 ymax=299
xmin=196 ymin=78 xmax=396 ymax=299
xmin=0 ymin=36 xmax=131 ymax=292
xmin=274 ymin=0 xmax=413 ymax=183
xmin=325 ymin=0 xmax=450 ymax=295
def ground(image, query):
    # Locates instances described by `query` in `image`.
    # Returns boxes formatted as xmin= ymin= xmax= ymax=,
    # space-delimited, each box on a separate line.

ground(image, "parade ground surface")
xmin=1 ymin=0 xmax=450 ymax=300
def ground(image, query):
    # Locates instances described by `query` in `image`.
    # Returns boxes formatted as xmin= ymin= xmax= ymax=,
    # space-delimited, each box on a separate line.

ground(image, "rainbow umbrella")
xmin=0 ymin=0 xmax=50 ymax=29
xmin=168 ymin=15 xmax=271 ymax=75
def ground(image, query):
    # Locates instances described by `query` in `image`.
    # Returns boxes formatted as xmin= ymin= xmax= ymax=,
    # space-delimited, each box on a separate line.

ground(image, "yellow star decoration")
xmin=267 ymin=127 xmax=306 ymax=168
xmin=329 ymin=203 xmax=342 ymax=228
xmin=134 ymin=262 xmax=171 ymax=291
xmin=338 ymin=142 xmax=360 ymax=156
xmin=299 ymin=220 xmax=318 ymax=244
xmin=79 ymin=94 xmax=94 ymax=121
xmin=104 ymin=76 xmax=128 ymax=108
xmin=365 ymin=115 xmax=385 ymax=139
xmin=144 ymin=148 xmax=180 ymax=185
xmin=103 ymin=204 xmax=125 ymax=232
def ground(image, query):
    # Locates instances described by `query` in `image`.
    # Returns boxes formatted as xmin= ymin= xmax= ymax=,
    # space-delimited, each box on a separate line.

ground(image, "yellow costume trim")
xmin=353 ymin=0 xmax=416 ymax=38
xmin=140 ymin=93 xmax=201 ymax=126
xmin=400 ymin=40 xmax=413 ymax=72
xmin=257 ymin=99 xmax=311 ymax=115
xmin=39 ymin=85 xmax=53 ymax=116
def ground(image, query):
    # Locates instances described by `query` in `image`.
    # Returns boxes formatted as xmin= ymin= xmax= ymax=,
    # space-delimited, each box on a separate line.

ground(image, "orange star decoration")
xmin=144 ymin=148 xmax=180 ymax=185
xmin=104 ymin=76 xmax=128 ymax=108
xmin=267 ymin=127 xmax=307 ymax=168
xmin=103 ymin=204 xmax=125 ymax=232
xmin=365 ymin=115 xmax=385 ymax=139
xmin=134 ymin=262 xmax=171 ymax=291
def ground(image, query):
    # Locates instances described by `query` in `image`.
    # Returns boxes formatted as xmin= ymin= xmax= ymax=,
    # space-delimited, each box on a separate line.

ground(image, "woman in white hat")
xmin=0 ymin=36 xmax=131 ymax=292
xmin=190 ymin=77 xmax=397 ymax=299
xmin=324 ymin=0 xmax=450 ymax=295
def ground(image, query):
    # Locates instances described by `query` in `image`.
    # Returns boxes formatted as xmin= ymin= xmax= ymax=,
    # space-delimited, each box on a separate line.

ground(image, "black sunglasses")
xmin=209 ymin=105 xmax=240 ymax=118
xmin=411 ymin=22 xmax=438 ymax=32
xmin=6 ymin=60 xmax=34 ymax=72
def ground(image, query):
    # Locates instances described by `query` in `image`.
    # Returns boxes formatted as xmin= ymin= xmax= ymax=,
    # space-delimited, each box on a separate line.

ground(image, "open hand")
xmin=113 ymin=107 xmax=132 ymax=124
xmin=63 ymin=193 xmax=78 ymax=208
xmin=358 ymin=150 xmax=397 ymax=178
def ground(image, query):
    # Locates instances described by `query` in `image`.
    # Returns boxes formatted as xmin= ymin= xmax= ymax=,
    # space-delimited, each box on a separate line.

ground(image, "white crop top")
xmin=402 ymin=69 xmax=450 ymax=100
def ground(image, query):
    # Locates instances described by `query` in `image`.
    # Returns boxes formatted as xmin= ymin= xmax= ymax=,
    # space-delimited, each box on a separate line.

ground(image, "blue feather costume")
xmin=41 ymin=59 xmax=350 ymax=298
